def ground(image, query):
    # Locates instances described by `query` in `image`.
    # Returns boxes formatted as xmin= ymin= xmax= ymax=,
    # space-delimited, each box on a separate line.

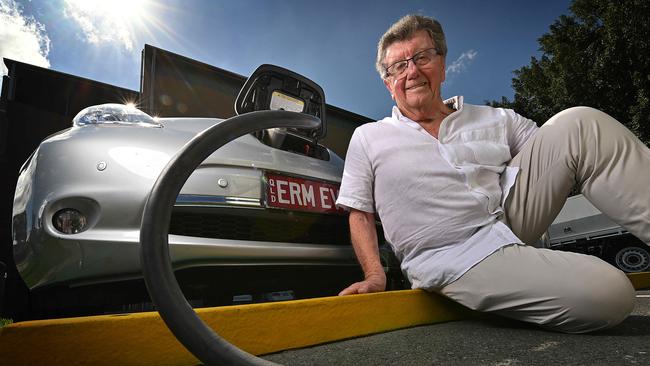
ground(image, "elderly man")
xmin=335 ymin=14 xmax=649 ymax=333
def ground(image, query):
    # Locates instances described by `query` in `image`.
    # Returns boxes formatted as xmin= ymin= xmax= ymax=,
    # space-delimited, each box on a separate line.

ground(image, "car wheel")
xmin=614 ymin=245 xmax=650 ymax=273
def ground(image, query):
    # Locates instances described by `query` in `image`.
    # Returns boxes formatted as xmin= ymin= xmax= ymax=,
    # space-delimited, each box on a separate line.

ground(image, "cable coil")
xmin=140 ymin=110 xmax=320 ymax=365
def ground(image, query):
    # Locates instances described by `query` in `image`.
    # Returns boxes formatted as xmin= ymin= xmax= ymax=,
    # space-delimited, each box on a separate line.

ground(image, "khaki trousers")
xmin=442 ymin=107 xmax=646 ymax=333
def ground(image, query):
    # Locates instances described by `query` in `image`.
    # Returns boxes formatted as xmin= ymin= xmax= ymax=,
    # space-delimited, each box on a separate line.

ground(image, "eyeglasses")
xmin=384 ymin=47 xmax=440 ymax=78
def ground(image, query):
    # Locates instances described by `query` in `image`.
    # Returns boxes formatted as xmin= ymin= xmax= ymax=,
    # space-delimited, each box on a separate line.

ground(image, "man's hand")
xmin=338 ymin=273 xmax=386 ymax=296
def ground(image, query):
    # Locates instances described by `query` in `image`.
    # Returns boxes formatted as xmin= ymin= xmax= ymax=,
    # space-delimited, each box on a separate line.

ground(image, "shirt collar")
xmin=391 ymin=106 xmax=421 ymax=130
xmin=390 ymin=96 xmax=464 ymax=130
xmin=444 ymin=95 xmax=463 ymax=111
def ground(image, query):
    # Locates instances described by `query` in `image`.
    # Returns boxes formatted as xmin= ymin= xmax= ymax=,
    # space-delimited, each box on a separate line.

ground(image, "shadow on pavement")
xmin=597 ymin=315 xmax=650 ymax=336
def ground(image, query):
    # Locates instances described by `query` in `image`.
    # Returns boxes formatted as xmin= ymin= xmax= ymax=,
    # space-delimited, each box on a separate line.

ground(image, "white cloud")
xmin=446 ymin=49 xmax=478 ymax=76
xmin=0 ymin=0 xmax=51 ymax=78
xmin=63 ymin=0 xmax=145 ymax=51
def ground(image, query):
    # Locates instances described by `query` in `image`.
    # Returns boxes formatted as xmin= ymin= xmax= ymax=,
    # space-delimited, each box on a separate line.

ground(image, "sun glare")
xmin=66 ymin=0 xmax=147 ymax=22
xmin=64 ymin=0 xmax=162 ymax=51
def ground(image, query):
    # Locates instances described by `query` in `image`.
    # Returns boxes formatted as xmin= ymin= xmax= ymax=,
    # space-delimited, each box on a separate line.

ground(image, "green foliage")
xmin=489 ymin=0 xmax=650 ymax=144
xmin=0 ymin=318 xmax=13 ymax=328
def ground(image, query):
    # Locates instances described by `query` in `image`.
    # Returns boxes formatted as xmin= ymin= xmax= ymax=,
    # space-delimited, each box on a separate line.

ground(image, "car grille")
xmin=169 ymin=208 xmax=352 ymax=245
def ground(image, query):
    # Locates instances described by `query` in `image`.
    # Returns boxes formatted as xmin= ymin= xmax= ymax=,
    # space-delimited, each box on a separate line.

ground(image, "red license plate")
xmin=266 ymin=173 xmax=344 ymax=214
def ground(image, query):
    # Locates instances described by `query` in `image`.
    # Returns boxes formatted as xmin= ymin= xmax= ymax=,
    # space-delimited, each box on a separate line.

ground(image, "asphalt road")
xmin=263 ymin=290 xmax=650 ymax=365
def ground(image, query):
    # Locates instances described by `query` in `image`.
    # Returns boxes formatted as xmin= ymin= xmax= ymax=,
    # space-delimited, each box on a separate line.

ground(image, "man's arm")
xmin=338 ymin=208 xmax=386 ymax=295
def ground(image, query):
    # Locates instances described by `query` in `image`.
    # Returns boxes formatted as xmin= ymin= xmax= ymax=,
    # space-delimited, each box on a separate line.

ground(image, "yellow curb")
xmin=0 ymin=290 xmax=467 ymax=366
xmin=628 ymin=272 xmax=650 ymax=290
xmin=0 ymin=272 xmax=646 ymax=366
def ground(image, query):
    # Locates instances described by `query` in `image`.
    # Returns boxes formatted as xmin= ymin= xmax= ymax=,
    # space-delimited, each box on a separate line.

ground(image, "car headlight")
xmin=72 ymin=103 xmax=162 ymax=128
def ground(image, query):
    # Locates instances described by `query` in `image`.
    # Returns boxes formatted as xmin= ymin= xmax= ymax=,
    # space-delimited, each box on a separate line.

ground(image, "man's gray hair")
xmin=376 ymin=14 xmax=447 ymax=79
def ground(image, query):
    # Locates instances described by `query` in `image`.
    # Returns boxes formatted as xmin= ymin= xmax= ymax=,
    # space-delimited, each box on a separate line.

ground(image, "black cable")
xmin=140 ymin=110 xmax=320 ymax=365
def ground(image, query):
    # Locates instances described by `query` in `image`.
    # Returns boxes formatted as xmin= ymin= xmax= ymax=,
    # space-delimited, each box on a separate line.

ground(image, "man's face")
xmin=383 ymin=30 xmax=446 ymax=115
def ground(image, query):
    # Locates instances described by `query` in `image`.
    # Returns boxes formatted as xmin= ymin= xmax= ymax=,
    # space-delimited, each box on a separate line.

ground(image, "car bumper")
xmin=15 ymin=231 xmax=358 ymax=289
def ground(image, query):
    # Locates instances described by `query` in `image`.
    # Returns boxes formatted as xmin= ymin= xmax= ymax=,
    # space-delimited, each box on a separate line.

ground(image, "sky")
xmin=0 ymin=0 xmax=573 ymax=120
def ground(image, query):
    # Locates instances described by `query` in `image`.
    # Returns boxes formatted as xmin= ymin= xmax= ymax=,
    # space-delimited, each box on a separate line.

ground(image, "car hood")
xmin=40 ymin=116 xmax=343 ymax=184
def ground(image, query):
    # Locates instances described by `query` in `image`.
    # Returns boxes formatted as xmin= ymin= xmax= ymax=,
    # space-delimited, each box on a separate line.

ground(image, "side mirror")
xmin=235 ymin=64 xmax=326 ymax=140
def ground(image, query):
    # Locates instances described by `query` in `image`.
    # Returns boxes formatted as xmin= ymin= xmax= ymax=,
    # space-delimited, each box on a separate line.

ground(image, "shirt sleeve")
xmin=506 ymin=110 xmax=538 ymax=157
xmin=335 ymin=128 xmax=376 ymax=213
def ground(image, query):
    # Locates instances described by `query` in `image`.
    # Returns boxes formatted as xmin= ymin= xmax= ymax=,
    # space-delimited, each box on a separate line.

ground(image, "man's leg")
xmin=505 ymin=106 xmax=650 ymax=245
xmin=442 ymin=107 xmax=644 ymax=333
xmin=441 ymin=244 xmax=634 ymax=333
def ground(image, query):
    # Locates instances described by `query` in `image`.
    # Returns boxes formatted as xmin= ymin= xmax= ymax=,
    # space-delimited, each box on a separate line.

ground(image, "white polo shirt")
xmin=336 ymin=96 xmax=539 ymax=289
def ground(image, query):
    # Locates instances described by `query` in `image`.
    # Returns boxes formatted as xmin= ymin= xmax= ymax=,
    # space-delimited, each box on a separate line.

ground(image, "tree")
xmin=489 ymin=0 xmax=650 ymax=144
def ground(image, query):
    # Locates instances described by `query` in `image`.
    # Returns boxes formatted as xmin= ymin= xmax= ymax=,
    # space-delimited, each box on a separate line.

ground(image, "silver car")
xmin=12 ymin=65 xmax=398 ymax=315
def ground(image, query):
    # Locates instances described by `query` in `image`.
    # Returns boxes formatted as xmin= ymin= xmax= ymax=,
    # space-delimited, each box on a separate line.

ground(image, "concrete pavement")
xmin=264 ymin=290 xmax=650 ymax=365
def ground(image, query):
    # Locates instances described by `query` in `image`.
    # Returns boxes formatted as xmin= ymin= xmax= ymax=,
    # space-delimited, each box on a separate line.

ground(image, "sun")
xmin=65 ymin=0 xmax=148 ymax=22
xmin=64 ymin=0 xmax=160 ymax=51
